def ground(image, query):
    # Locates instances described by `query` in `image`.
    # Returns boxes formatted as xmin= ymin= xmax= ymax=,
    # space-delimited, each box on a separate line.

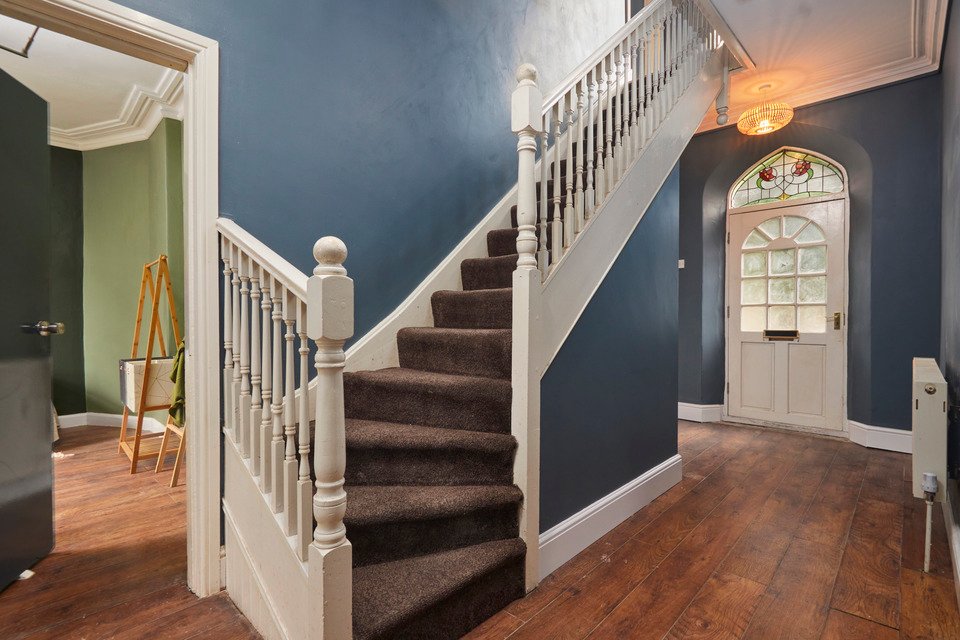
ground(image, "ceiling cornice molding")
xmin=697 ymin=0 xmax=948 ymax=134
xmin=49 ymin=67 xmax=182 ymax=151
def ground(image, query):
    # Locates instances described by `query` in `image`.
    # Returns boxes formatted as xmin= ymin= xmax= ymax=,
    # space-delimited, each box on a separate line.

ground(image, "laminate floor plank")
xmin=900 ymin=568 xmax=960 ymax=639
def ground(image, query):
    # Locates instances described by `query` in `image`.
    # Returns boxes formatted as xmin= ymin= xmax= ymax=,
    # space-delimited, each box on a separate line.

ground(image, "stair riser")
xmin=378 ymin=556 xmax=525 ymax=640
xmin=344 ymin=378 xmax=511 ymax=434
xmin=348 ymin=505 xmax=519 ymax=568
xmin=345 ymin=448 xmax=514 ymax=486
xmin=488 ymin=227 xmax=559 ymax=258
xmin=398 ymin=331 xmax=511 ymax=380
xmin=431 ymin=291 xmax=512 ymax=329
xmin=461 ymin=256 xmax=516 ymax=291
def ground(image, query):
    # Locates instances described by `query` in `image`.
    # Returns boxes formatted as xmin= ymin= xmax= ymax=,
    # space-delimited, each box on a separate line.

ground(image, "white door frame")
xmin=722 ymin=146 xmax=851 ymax=438
xmin=0 ymin=0 xmax=222 ymax=596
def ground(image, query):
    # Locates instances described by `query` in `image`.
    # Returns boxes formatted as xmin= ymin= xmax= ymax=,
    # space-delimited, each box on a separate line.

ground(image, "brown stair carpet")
xmin=340 ymin=99 xmax=623 ymax=638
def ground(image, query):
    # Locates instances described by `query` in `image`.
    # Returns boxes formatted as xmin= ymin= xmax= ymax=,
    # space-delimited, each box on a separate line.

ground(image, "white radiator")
xmin=912 ymin=357 xmax=948 ymax=501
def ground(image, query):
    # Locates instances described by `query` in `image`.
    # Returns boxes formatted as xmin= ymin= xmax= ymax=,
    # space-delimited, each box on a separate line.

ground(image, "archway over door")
xmin=724 ymin=147 xmax=850 ymax=435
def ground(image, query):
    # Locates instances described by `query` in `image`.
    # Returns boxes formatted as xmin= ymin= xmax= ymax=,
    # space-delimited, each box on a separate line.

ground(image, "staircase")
xmin=216 ymin=1 xmax=728 ymax=638
xmin=344 ymin=256 xmax=523 ymax=638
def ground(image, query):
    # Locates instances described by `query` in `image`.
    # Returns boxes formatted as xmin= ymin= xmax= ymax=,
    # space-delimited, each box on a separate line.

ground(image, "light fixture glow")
xmin=737 ymin=85 xmax=793 ymax=136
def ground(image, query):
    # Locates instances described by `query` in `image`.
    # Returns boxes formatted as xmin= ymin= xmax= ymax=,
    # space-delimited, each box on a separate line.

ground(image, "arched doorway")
xmin=724 ymin=147 xmax=849 ymax=434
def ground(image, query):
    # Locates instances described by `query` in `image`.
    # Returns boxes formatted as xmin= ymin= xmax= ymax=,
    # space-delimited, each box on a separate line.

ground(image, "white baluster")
xmin=595 ymin=58 xmax=606 ymax=201
xmin=585 ymin=68 xmax=597 ymax=219
xmin=644 ymin=29 xmax=653 ymax=143
xmin=306 ymin=237 xmax=354 ymax=640
xmin=632 ymin=36 xmax=643 ymax=156
xmin=221 ymin=240 xmax=234 ymax=435
xmin=538 ymin=112 xmax=550 ymax=274
xmin=297 ymin=301 xmax=311 ymax=561
xmin=260 ymin=270 xmax=273 ymax=491
xmin=282 ymin=296 xmax=297 ymax=535
xmin=563 ymin=91 xmax=575 ymax=250
xmin=238 ymin=253 xmax=251 ymax=458
xmin=270 ymin=284 xmax=285 ymax=512
xmin=249 ymin=271 xmax=262 ymax=476
xmin=604 ymin=52 xmax=615 ymax=197
xmin=550 ymin=104 xmax=563 ymax=265
xmin=574 ymin=79 xmax=585 ymax=234
xmin=616 ymin=44 xmax=626 ymax=182
xmin=512 ymin=64 xmax=543 ymax=272
xmin=231 ymin=246 xmax=241 ymax=445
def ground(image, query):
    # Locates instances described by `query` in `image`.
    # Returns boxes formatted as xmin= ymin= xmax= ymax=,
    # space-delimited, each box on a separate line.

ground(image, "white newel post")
xmin=512 ymin=64 xmax=543 ymax=592
xmin=307 ymin=236 xmax=353 ymax=640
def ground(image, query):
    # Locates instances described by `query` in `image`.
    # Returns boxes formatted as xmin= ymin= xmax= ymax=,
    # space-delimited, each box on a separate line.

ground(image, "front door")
xmin=0 ymin=68 xmax=55 ymax=590
xmin=726 ymin=198 xmax=846 ymax=432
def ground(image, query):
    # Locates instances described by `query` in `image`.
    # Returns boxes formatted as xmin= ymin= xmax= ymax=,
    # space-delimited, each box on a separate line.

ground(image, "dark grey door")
xmin=0 ymin=68 xmax=55 ymax=591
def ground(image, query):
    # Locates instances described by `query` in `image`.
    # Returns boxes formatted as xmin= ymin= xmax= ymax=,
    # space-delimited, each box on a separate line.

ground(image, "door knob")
xmin=831 ymin=312 xmax=842 ymax=330
xmin=21 ymin=321 xmax=65 ymax=337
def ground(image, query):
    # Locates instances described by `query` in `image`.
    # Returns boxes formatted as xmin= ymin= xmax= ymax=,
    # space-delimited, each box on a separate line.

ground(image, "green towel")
xmin=169 ymin=340 xmax=186 ymax=427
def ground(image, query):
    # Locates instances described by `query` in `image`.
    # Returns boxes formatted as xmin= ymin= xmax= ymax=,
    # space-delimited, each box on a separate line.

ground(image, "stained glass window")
xmin=739 ymin=215 xmax=827 ymax=334
xmin=730 ymin=149 xmax=844 ymax=208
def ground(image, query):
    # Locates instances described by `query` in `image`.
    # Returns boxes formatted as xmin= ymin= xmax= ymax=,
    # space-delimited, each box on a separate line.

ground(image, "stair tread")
xmin=345 ymin=418 xmax=516 ymax=453
xmin=353 ymin=538 xmax=525 ymax=640
xmin=345 ymin=485 xmax=522 ymax=526
xmin=461 ymin=254 xmax=517 ymax=291
xmin=431 ymin=288 xmax=512 ymax=329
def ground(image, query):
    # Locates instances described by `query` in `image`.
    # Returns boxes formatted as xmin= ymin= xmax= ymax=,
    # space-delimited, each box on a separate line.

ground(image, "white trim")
xmin=677 ymin=402 xmax=723 ymax=423
xmin=943 ymin=480 xmax=960 ymax=609
xmin=7 ymin=0 xmax=224 ymax=598
xmin=58 ymin=411 xmax=165 ymax=433
xmin=538 ymin=454 xmax=682 ymax=580
xmin=847 ymin=420 xmax=912 ymax=454
xmin=49 ymin=68 xmax=183 ymax=151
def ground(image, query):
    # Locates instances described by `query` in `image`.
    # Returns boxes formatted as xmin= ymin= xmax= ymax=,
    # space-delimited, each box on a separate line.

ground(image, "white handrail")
xmin=216 ymin=217 xmax=308 ymax=301
xmin=540 ymin=0 xmax=669 ymax=111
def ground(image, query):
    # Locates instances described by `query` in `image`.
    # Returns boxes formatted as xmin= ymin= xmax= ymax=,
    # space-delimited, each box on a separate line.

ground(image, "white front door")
xmin=726 ymin=198 xmax=846 ymax=432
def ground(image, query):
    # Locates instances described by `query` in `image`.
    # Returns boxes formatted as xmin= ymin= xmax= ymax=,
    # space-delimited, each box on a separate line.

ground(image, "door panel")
xmin=0 ymin=68 xmax=54 ymax=590
xmin=727 ymin=198 xmax=846 ymax=432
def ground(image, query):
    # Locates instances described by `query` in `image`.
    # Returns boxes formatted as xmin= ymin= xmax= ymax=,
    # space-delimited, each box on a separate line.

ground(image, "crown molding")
xmin=698 ymin=0 xmax=948 ymax=134
xmin=49 ymin=67 xmax=183 ymax=151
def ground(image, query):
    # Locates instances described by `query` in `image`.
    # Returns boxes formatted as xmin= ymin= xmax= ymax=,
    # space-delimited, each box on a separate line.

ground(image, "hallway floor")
xmin=0 ymin=426 xmax=258 ymax=640
xmin=466 ymin=421 xmax=960 ymax=640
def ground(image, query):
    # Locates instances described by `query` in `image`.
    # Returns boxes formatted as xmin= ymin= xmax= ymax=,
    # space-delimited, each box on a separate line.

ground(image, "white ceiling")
xmin=700 ymin=0 xmax=949 ymax=132
xmin=0 ymin=14 xmax=181 ymax=149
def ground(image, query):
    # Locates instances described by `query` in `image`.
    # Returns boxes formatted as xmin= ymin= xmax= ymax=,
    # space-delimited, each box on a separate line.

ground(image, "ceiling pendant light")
xmin=737 ymin=84 xmax=793 ymax=136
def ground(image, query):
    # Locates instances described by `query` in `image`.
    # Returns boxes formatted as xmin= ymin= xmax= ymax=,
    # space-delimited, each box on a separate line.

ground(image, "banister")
xmin=216 ymin=217 xmax=308 ymax=301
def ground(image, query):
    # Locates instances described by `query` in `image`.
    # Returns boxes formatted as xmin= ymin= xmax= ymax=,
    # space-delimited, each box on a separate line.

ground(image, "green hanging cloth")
xmin=169 ymin=340 xmax=186 ymax=427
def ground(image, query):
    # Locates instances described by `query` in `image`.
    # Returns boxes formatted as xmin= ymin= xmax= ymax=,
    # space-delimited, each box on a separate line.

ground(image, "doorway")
xmin=0 ymin=0 xmax=220 ymax=596
xmin=724 ymin=147 xmax=849 ymax=435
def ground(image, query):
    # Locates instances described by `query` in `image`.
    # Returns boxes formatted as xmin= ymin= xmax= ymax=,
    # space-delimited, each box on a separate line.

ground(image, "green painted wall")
xmin=82 ymin=119 xmax=183 ymax=413
xmin=50 ymin=146 xmax=85 ymax=415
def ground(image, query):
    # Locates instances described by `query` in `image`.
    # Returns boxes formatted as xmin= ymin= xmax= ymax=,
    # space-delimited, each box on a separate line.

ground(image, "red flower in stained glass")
xmin=792 ymin=160 xmax=811 ymax=176
xmin=759 ymin=167 xmax=776 ymax=182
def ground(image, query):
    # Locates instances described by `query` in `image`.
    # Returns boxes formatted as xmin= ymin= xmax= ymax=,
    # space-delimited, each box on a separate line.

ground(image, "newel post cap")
xmin=512 ymin=64 xmax=543 ymax=135
xmin=308 ymin=236 xmax=354 ymax=342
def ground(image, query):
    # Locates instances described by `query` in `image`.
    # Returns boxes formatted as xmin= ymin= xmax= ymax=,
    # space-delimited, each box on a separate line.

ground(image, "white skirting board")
xmin=847 ymin=420 xmax=912 ymax=454
xmin=677 ymin=402 xmax=724 ymax=423
xmin=538 ymin=454 xmax=682 ymax=580
xmin=58 ymin=412 xmax=166 ymax=434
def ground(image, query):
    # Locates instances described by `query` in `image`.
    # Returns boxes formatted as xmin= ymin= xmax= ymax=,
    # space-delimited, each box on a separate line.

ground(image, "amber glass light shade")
xmin=737 ymin=100 xmax=794 ymax=136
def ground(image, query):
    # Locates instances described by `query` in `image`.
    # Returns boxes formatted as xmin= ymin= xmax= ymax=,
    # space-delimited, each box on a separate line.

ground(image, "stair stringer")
xmin=536 ymin=51 xmax=723 ymax=374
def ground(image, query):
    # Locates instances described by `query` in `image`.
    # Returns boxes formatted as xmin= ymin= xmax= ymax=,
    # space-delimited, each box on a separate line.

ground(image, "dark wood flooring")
xmin=466 ymin=420 xmax=960 ymax=640
xmin=5 ymin=422 xmax=958 ymax=639
xmin=0 ymin=426 xmax=258 ymax=640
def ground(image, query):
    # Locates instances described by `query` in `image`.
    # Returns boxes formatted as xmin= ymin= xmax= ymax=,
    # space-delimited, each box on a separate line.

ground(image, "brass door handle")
xmin=21 ymin=321 xmax=65 ymax=337
xmin=830 ymin=312 xmax=842 ymax=330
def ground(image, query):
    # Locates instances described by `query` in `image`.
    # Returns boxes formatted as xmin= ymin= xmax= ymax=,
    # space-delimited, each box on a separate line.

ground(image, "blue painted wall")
xmin=114 ymin=0 xmax=621 ymax=342
xmin=678 ymin=75 xmax=942 ymax=430
xmin=540 ymin=165 xmax=679 ymax=531
xmin=941 ymin=3 xmax=960 ymax=475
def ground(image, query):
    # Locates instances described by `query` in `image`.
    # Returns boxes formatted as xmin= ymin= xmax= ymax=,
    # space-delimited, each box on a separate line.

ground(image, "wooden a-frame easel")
xmin=118 ymin=255 xmax=182 ymax=474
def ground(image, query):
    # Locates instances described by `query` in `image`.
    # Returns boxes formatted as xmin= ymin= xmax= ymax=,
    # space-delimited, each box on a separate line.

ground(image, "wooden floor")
xmin=466 ymin=420 xmax=960 ymax=640
xmin=0 ymin=426 xmax=258 ymax=640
